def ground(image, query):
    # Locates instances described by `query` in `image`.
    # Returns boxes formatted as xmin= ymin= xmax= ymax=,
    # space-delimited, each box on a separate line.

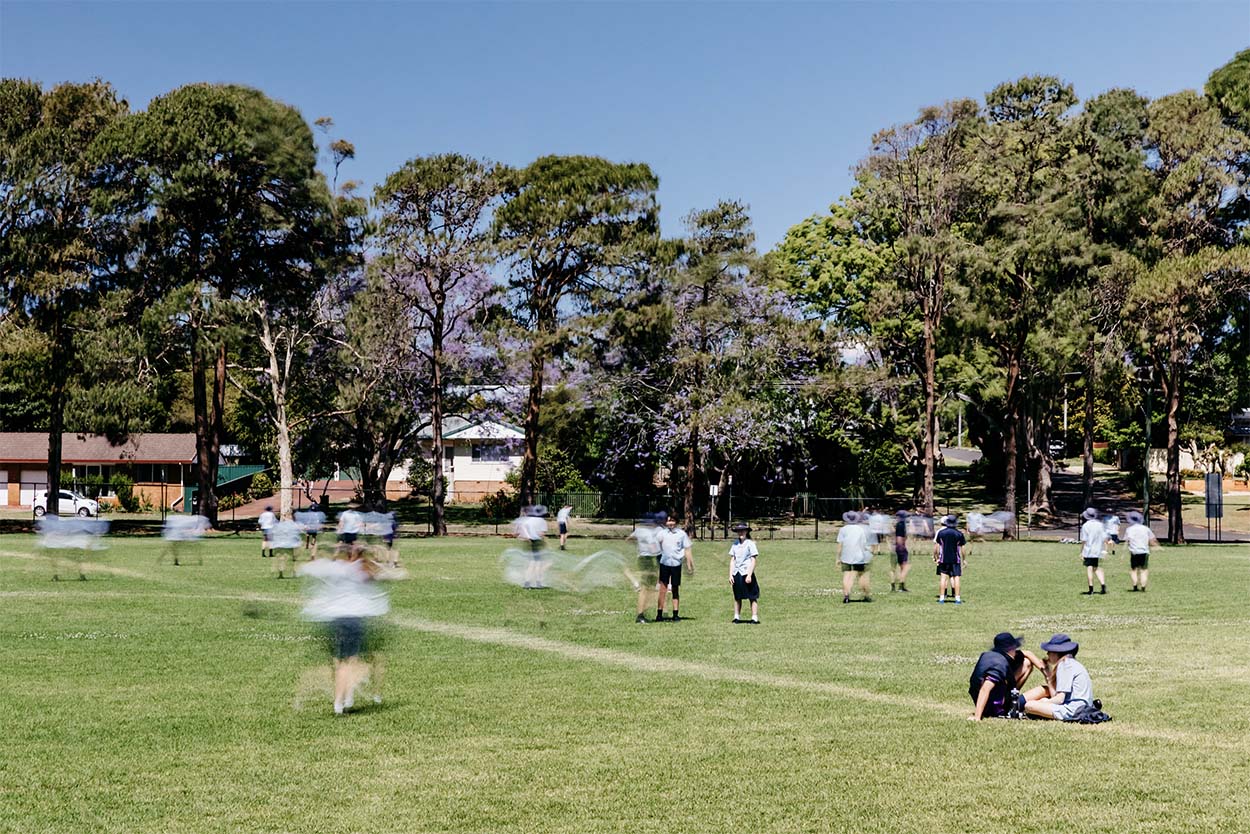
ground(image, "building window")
xmin=471 ymin=442 xmax=510 ymax=462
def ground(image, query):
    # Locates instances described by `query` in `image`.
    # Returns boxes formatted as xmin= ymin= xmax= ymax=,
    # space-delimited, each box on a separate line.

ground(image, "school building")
xmin=0 ymin=432 xmax=198 ymax=510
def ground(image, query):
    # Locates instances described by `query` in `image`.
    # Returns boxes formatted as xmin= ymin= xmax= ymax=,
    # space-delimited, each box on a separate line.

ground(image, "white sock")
xmin=333 ymin=700 xmax=344 ymax=715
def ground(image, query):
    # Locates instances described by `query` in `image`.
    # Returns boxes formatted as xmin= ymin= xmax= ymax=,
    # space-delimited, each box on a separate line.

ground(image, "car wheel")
xmin=78 ymin=507 xmax=91 ymax=517
xmin=34 ymin=507 xmax=46 ymax=517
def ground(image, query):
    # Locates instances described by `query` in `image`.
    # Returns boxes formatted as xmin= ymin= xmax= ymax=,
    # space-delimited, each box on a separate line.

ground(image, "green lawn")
xmin=2 ymin=533 xmax=1248 ymax=833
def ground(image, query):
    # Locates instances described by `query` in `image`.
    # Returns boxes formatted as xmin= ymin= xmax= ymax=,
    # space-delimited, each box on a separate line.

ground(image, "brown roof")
xmin=0 ymin=433 xmax=197 ymax=464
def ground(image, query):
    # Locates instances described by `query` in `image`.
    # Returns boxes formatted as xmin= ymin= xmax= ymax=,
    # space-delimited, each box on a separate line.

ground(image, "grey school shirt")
xmin=729 ymin=539 xmax=758 ymax=576
xmin=1056 ymin=656 xmax=1093 ymax=706
xmin=659 ymin=527 xmax=690 ymax=566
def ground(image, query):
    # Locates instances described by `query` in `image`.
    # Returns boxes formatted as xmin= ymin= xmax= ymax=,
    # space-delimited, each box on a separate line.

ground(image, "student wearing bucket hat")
xmin=933 ymin=514 xmax=966 ymax=604
xmin=1079 ymin=507 xmax=1108 ymax=595
xmin=1021 ymin=634 xmax=1096 ymax=721
xmin=1124 ymin=510 xmax=1158 ymax=592
xmin=728 ymin=523 xmax=760 ymax=623
xmin=836 ymin=511 xmax=873 ymax=603
xmin=968 ymin=633 xmax=1048 ymax=720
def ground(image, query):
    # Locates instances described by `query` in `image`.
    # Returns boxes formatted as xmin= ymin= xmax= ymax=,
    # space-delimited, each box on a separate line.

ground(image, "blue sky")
xmin=2 ymin=1 xmax=1246 ymax=248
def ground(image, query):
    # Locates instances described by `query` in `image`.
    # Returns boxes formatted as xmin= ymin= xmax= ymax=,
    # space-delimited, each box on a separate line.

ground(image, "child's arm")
xmin=745 ymin=556 xmax=756 ymax=583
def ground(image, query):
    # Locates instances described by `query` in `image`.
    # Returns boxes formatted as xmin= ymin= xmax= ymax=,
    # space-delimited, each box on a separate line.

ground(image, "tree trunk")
xmin=519 ymin=337 xmax=545 ymax=506
xmin=260 ymin=312 xmax=295 ymax=520
xmin=1082 ymin=340 xmax=1096 ymax=507
xmin=45 ymin=306 xmax=66 ymax=516
xmin=1163 ymin=364 xmax=1184 ymax=544
xmin=430 ymin=315 xmax=448 ymax=536
xmin=920 ymin=310 xmax=938 ymax=515
xmin=683 ymin=428 xmax=699 ymax=536
xmin=192 ymin=333 xmax=216 ymax=522
xmin=1002 ymin=353 xmax=1021 ymax=521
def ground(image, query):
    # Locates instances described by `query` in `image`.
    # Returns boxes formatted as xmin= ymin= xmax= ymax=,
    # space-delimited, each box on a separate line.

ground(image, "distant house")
xmin=401 ymin=418 xmax=525 ymax=502
xmin=0 ymin=432 xmax=198 ymax=509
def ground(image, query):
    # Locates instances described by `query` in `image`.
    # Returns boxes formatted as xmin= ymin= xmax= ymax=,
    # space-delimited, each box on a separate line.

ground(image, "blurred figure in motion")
xmin=295 ymin=501 xmax=326 ymax=559
xmin=627 ymin=513 xmax=661 ymax=622
xmin=514 ymin=505 xmax=550 ymax=589
xmin=159 ymin=514 xmax=210 ymax=567
xmin=271 ymin=518 xmax=303 ymax=579
xmin=38 ymin=515 xmax=109 ymax=580
xmin=297 ymin=546 xmax=393 ymax=715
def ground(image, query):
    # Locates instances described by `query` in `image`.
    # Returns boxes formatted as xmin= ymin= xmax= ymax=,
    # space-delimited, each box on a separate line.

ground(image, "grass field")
xmin=2 ymin=533 xmax=1249 ymax=834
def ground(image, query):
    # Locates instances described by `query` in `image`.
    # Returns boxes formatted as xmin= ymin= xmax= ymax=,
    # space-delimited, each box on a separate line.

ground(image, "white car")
xmin=33 ymin=490 xmax=100 ymax=517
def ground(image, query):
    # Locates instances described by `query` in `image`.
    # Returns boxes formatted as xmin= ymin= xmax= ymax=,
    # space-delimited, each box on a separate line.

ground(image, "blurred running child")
xmin=728 ymin=522 xmax=760 ymax=624
xmin=657 ymin=512 xmax=694 ymax=621
xmin=1124 ymin=510 xmax=1158 ymax=592
xmin=557 ymin=504 xmax=573 ymax=550
xmin=160 ymin=514 xmax=209 ymax=566
xmin=934 ymin=514 xmax=966 ymax=604
xmin=627 ymin=513 xmax=661 ymax=621
xmin=336 ymin=506 xmax=363 ymax=557
xmin=837 ymin=510 xmax=873 ymax=603
xmin=1079 ymin=507 xmax=1107 ymax=595
xmin=891 ymin=510 xmax=911 ymax=592
xmin=515 ymin=505 xmax=550 ymax=589
xmin=296 ymin=501 xmax=325 ymax=558
xmin=297 ymin=547 xmax=392 ymax=715
xmin=1103 ymin=512 xmax=1121 ymax=556
xmin=271 ymin=518 xmax=303 ymax=579
xmin=258 ymin=505 xmax=276 ymax=559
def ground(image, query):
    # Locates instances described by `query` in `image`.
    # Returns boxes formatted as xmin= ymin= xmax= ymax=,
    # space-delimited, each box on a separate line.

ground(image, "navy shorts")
xmin=1130 ymin=553 xmax=1149 ymax=569
xmin=841 ymin=562 xmax=867 ymax=573
xmin=659 ymin=563 xmax=682 ymax=588
xmin=330 ymin=617 xmax=365 ymax=659
xmin=937 ymin=561 xmax=961 ymax=577
xmin=732 ymin=573 xmax=759 ymax=601
xmin=338 ymin=532 xmax=357 ymax=545
xmin=893 ymin=545 xmax=909 ymax=565
xmin=558 ymin=522 xmax=568 ymax=535
xmin=1083 ymin=557 xmax=1102 ymax=568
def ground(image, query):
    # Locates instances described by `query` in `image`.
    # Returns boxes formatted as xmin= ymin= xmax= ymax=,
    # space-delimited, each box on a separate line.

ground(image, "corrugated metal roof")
xmin=0 ymin=433 xmax=198 ymax=463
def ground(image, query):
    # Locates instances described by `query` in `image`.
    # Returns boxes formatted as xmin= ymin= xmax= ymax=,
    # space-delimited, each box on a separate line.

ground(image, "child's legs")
xmin=952 ymin=576 xmax=961 ymax=596
xmin=1021 ymin=685 xmax=1049 ymax=702
xmin=1139 ymin=568 xmax=1148 ymax=588
xmin=750 ymin=600 xmax=759 ymax=619
xmin=1095 ymin=566 xmax=1105 ymax=585
xmin=899 ymin=560 xmax=911 ymax=582
xmin=1024 ymin=699 xmax=1059 ymax=719
xmin=938 ymin=573 xmax=948 ymax=596
xmin=1086 ymin=564 xmax=1095 ymax=585
xmin=656 ymin=581 xmax=669 ymax=612
xmin=858 ymin=569 xmax=871 ymax=594
xmin=842 ymin=569 xmax=854 ymax=597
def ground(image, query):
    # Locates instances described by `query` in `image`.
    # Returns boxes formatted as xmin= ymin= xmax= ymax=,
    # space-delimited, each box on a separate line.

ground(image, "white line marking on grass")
xmin=0 ymin=549 xmax=156 ymax=580
xmin=387 ymin=611 xmax=968 ymax=716
xmin=385 ymin=612 xmax=1250 ymax=750
xmin=3 ymin=554 xmax=1244 ymax=750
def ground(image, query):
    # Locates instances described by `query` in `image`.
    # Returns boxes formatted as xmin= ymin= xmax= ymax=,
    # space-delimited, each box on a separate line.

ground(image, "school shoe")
xmin=937 ymin=597 xmax=945 ymax=604
xmin=898 ymin=585 xmax=910 ymax=592
xmin=732 ymin=617 xmax=742 ymax=624
xmin=862 ymin=596 xmax=873 ymax=603
xmin=655 ymin=613 xmax=665 ymax=622
xmin=843 ymin=597 xmax=851 ymax=604
xmin=953 ymin=598 xmax=962 ymax=604
xmin=670 ymin=614 xmax=681 ymax=622
xmin=749 ymin=618 xmax=760 ymax=625
xmin=636 ymin=614 xmax=648 ymax=624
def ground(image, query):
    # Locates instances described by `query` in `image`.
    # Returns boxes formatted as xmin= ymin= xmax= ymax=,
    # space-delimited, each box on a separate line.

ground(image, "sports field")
xmin=2 ymin=534 xmax=1248 ymax=834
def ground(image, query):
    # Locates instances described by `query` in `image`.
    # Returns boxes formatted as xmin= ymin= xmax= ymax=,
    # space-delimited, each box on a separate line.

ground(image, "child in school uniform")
xmin=729 ymin=523 xmax=760 ymax=624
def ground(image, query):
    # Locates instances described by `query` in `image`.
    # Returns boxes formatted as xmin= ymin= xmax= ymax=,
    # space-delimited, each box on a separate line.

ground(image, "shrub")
xmin=1180 ymin=468 xmax=1204 ymax=480
xmin=480 ymin=488 xmax=519 ymax=521
xmin=111 ymin=473 xmax=139 ymax=513
xmin=96 ymin=499 xmax=114 ymax=515
xmin=138 ymin=493 xmax=155 ymax=513
xmin=218 ymin=492 xmax=247 ymax=511
xmin=77 ymin=473 xmax=106 ymax=499
xmin=504 ymin=444 xmax=589 ymax=493
xmin=1092 ymin=447 xmax=1116 ymax=466
xmin=405 ymin=457 xmax=447 ymax=498
xmin=249 ymin=471 xmax=274 ymax=498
